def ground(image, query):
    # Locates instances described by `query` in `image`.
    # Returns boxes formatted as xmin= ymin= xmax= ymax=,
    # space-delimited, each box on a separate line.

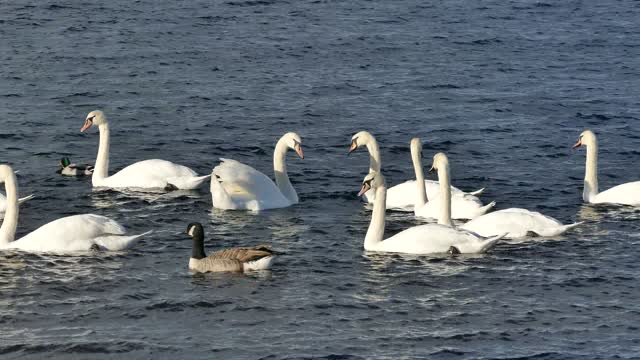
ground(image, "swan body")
xmin=461 ymin=208 xmax=582 ymax=239
xmin=407 ymin=138 xmax=495 ymax=219
xmin=186 ymin=223 xmax=276 ymax=272
xmin=349 ymin=131 xmax=486 ymax=211
xmin=0 ymin=164 xmax=150 ymax=253
xmin=359 ymin=157 xmax=504 ymax=255
xmin=574 ymin=130 xmax=640 ymax=206
xmin=81 ymin=110 xmax=210 ymax=190
xmin=211 ymin=132 xmax=304 ymax=211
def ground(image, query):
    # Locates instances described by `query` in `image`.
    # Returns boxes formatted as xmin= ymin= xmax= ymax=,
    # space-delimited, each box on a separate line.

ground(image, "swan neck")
xmin=0 ymin=171 xmax=19 ymax=244
xmin=411 ymin=147 xmax=427 ymax=207
xmin=584 ymin=140 xmax=598 ymax=202
xmin=367 ymin=139 xmax=381 ymax=173
xmin=437 ymin=164 xmax=453 ymax=226
xmin=93 ymin=123 xmax=110 ymax=185
xmin=273 ymin=140 xmax=298 ymax=203
xmin=364 ymin=185 xmax=386 ymax=249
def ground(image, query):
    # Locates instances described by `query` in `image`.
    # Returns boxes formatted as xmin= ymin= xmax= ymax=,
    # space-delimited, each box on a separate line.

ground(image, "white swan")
xmin=573 ymin=130 xmax=640 ymax=206
xmin=461 ymin=208 xmax=582 ymax=239
xmin=359 ymin=165 xmax=503 ymax=254
xmin=210 ymin=132 xmax=304 ymax=211
xmin=410 ymin=138 xmax=495 ymax=220
xmin=0 ymin=164 xmax=150 ymax=253
xmin=81 ymin=110 xmax=210 ymax=190
xmin=349 ymin=131 xmax=485 ymax=211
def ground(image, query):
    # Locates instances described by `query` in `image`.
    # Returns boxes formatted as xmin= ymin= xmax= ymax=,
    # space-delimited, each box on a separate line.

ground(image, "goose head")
xmin=280 ymin=132 xmax=304 ymax=159
xmin=358 ymin=171 xmax=385 ymax=196
xmin=80 ymin=110 xmax=107 ymax=132
xmin=348 ymin=131 xmax=374 ymax=154
xmin=429 ymin=152 xmax=449 ymax=173
xmin=186 ymin=222 xmax=206 ymax=260
xmin=572 ymin=130 xmax=596 ymax=149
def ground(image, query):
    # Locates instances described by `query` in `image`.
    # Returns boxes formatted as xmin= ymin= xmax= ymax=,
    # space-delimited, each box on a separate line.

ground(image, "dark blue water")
xmin=2 ymin=0 xmax=640 ymax=358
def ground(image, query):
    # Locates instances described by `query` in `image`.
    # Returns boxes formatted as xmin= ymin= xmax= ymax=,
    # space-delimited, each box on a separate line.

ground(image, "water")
xmin=1 ymin=0 xmax=640 ymax=358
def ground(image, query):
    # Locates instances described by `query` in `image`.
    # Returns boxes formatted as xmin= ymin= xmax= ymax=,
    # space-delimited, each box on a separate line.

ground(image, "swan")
xmin=461 ymin=208 xmax=583 ymax=239
xmin=210 ymin=132 xmax=304 ymax=211
xmin=573 ymin=130 xmax=640 ymax=206
xmin=358 ymin=160 xmax=504 ymax=254
xmin=57 ymin=157 xmax=94 ymax=176
xmin=80 ymin=110 xmax=210 ymax=190
xmin=411 ymin=138 xmax=495 ymax=220
xmin=348 ymin=131 xmax=485 ymax=211
xmin=186 ymin=222 xmax=276 ymax=272
xmin=0 ymin=164 xmax=150 ymax=253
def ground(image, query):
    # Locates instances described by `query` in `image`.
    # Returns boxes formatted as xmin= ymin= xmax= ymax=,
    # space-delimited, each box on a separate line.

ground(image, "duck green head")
xmin=59 ymin=157 xmax=71 ymax=168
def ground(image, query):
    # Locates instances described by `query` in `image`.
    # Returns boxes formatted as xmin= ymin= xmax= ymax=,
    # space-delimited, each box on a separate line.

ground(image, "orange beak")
xmin=358 ymin=182 xmax=371 ymax=197
xmin=348 ymin=140 xmax=358 ymax=154
xmin=294 ymin=144 xmax=304 ymax=159
xmin=572 ymin=139 xmax=582 ymax=149
xmin=80 ymin=119 xmax=93 ymax=132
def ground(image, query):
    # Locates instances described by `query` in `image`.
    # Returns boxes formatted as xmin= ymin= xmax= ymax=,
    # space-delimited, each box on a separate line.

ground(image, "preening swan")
xmin=411 ymin=138 xmax=495 ymax=220
xmin=186 ymin=222 xmax=276 ymax=272
xmin=210 ymin=132 xmax=304 ymax=211
xmin=359 ymin=166 xmax=504 ymax=254
xmin=348 ymin=131 xmax=485 ymax=211
xmin=461 ymin=208 xmax=582 ymax=239
xmin=81 ymin=110 xmax=210 ymax=190
xmin=0 ymin=164 xmax=150 ymax=253
xmin=573 ymin=130 xmax=640 ymax=206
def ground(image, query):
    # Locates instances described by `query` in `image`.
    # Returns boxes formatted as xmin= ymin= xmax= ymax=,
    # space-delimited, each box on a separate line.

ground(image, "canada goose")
xmin=185 ymin=222 xmax=276 ymax=273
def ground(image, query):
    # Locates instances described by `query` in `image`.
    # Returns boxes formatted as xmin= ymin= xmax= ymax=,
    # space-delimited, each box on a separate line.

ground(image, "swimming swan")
xmin=81 ymin=110 xmax=210 ymax=190
xmin=0 ymin=164 xmax=150 ymax=253
xmin=359 ymin=156 xmax=503 ymax=254
xmin=573 ymin=130 xmax=640 ymax=206
xmin=210 ymin=132 xmax=304 ymax=211
xmin=348 ymin=131 xmax=485 ymax=211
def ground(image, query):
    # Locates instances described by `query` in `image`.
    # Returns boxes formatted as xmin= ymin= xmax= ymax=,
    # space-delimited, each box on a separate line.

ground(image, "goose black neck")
xmin=188 ymin=224 xmax=206 ymax=259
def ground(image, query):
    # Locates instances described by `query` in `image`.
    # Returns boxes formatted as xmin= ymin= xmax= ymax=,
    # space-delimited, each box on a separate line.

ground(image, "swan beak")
xmin=358 ymin=182 xmax=371 ymax=197
xmin=348 ymin=140 xmax=358 ymax=154
xmin=428 ymin=165 xmax=435 ymax=173
xmin=80 ymin=119 xmax=93 ymax=132
xmin=294 ymin=144 xmax=304 ymax=159
xmin=572 ymin=139 xmax=582 ymax=149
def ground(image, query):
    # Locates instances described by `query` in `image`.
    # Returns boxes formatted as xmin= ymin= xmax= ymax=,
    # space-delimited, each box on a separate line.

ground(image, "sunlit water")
xmin=1 ymin=0 xmax=640 ymax=358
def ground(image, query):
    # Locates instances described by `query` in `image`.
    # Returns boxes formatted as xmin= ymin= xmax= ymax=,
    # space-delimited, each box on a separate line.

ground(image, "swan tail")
xmin=18 ymin=194 xmax=35 ymax=204
xmin=468 ymin=187 xmax=485 ymax=196
xmin=167 ymin=174 xmax=212 ymax=190
xmin=94 ymin=230 xmax=152 ymax=251
xmin=477 ymin=201 xmax=496 ymax=216
xmin=479 ymin=232 xmax=506 ymax=253
xmin=556 ymin=221 xmax=584 ymax=235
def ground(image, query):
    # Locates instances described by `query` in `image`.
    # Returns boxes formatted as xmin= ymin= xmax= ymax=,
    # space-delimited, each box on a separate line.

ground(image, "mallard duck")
xmin=57 ymin=157 xmax=94 ymax=176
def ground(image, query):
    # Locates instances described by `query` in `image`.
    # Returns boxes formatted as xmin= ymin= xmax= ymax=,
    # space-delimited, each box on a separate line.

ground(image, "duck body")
xmin=461 ymin=208 xmax=582 ymax=239
xmin=57 ymin=157 xmax=94 ymax=177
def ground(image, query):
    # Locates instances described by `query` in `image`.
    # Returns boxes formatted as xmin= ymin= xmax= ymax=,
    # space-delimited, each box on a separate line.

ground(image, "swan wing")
xmin=593 ymin=181 xmax=640 ymax=206
xmin=374 ymin=224 xmax=498 ymax=254
xmin=212 ymin=158 xmax=290 ymax=210
xmin=365 ymin=180 xmax=468 ymax=210
xmin=101 ymin=159 xmax=203 ymax=189
xmin=415 ymin=193 xmax=493 ymax=220
xmin=461 ymin=208 xmax=568 ymax=238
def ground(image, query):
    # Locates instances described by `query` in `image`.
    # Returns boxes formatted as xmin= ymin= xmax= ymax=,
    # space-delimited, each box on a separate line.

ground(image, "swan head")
xmin=349 ymin=131 xmax=374 ymax=154
xmin=358 ymin=171 xmax=385 ymax=196
xmin=573 ymin=130 xmax=596 ymax=149
xmin=81 ymin=110 xmax=107 ymax=132
xmin=429 ymin=152 xmax=449 ymax=173
xmin=280 ymin=132 xmax=304 ymax=159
